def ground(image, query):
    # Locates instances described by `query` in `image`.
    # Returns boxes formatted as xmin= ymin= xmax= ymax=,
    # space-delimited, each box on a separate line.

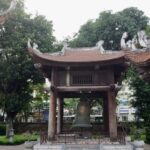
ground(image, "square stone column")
xmin=57 ymin=97 xmax=64 ymax=134
xmin=103 ymin=98 xmax=109 ymax=133
xmin=48 ymin=91 xmax=57 ymax=140
xmin=107 ymin=90 xmax=117 ymax=139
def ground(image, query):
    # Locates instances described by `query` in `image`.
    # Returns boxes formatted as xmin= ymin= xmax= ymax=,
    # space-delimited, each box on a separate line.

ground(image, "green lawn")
xmin=0 ymin=134 xmax=38 ymax=145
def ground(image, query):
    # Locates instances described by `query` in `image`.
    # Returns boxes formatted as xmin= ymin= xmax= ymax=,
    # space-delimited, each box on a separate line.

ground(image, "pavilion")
xmin=27 ymin=33 xmax=150 ymax=142
xmin=27 ymin=41 xmax=131 ymax=140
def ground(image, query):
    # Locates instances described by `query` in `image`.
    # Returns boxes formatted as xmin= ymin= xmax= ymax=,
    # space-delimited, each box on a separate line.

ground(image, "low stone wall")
xmin=13 ymin=123 xmax=105 ymax=134
xmin=14 ymin=123 xmax=48 ymax=134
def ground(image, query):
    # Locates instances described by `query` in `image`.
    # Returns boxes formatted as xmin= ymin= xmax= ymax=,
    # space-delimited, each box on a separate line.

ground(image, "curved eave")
xmin=125 ymin=52 xmax=150 ymax=67
xmin=27 ymin=47 xmax=126 ymax=66
xmin=0 ymin=0 xmax=16 ymax=24
xmin=135 ymin=60 xmax=150 ymax=67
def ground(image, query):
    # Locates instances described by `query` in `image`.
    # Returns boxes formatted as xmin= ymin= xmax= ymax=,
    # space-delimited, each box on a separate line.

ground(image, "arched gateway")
xmin=27 ymin=40 xmax=150 ymax=141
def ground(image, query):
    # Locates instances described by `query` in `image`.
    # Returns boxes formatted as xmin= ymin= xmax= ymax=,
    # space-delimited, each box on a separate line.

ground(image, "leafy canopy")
xmin=0 ymin=0 xmax=55 ymax=120
xmin=70 ymin=7 xmax=149 ymax=50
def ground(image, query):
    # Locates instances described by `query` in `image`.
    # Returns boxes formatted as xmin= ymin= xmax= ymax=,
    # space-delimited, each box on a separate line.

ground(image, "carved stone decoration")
xmin=126 ymin=40 xmax=132 ymax=49
xmin=120 ymin=31 xmax=150 ymax=50
xmin=61 ymin=42 xmax=68 ymax=55
xmin=27 ymin=38 xmax=32 ymax=49
xmin=120 ymin=32 xmax=128 ymax=49
xmin=146 ymin=38 xmax=150 ymax=48
xmin=96 ymin=40 xmax=105 ymax=54
xmin=43 ymin=78 xmax=51 ymax=92
xmin=34 ymin=63 xmax=42 ymax=69
xmin=137 ymin=30 xmax=147 ymax=48
xmin=131 ymin=35 xmax=137 ymax=51
xmin=0 ymin=0 xmax=16 ymax=25
xmin=27 ymin=38 xmax=41 ymax=55
xmin=33 ymin=42 xmax=38 ymax=50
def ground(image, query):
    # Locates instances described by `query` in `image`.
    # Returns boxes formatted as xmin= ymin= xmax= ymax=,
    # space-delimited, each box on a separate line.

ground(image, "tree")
xmin=146 ymin=25 xmax=150 ymax=37
xmin=70 ymin=20 xmax=97 ymax=47
xmin=70 ymin=7 xmax=149 ymax=50
xmin=126 ymin=67 xmax=150 ymax=126
xmin=0 ymin=0 xmax=56 ymax=134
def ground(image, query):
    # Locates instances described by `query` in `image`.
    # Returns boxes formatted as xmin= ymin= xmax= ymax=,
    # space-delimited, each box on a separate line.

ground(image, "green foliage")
xmin=70 ymin=20 xmax=97 ymax=47
xmin=0 ymin=0 xmax=56 ymax=121
xmin=0 ymin=0 xmax=12 ymax=10
xmin=146 ymin=25 xmax=150 ymax=37
xmin=70 ymin=7 xmax=149 ymax=49
xmin=0 ymin=124 xmax=6 ymax=135
xmin=29 ymin=83 xmax=49 ymax=119
xmin=64 ymin=98 xmax=79 ymax=115
xmin=0 ymin=134 xmax=38 ymax=145
xmin=126 ymin=67 xmax=150 ymax=126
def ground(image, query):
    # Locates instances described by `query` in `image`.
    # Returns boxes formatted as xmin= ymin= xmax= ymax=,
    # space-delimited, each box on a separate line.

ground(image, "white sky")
xmin=25 ymin=0 xmax=150 ymax=41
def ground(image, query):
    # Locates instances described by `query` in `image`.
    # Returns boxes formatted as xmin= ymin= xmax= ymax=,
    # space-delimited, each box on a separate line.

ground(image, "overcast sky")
xmin=25 ymin=0 xmax=150 ymax=41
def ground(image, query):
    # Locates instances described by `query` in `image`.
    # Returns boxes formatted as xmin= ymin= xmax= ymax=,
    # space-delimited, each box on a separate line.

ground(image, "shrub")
xmin=0 ymin=134 xmax=38 ymax=145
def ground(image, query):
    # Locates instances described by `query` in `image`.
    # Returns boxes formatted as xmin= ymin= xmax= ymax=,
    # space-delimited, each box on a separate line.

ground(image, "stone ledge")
xmin=33 ymin=143 xmax=134 ymax=150
xmin=100 ymin=144 xmax=133 ymax=150
xmin=34 ymin=144 xmax=64 ymax=150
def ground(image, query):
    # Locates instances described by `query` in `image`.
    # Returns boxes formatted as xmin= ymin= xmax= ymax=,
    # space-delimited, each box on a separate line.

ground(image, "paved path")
xmin=0 ymin=144 xmax=149 ymax=150
xmin=0 ymin=144 xmax=24 ymax=150
xmin=145 ymin=144 xmax=150 ymax=150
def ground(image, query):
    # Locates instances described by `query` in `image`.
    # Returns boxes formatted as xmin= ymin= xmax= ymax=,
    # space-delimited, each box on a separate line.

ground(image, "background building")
xmin=116 ymin=80 xmax=136 ymax=122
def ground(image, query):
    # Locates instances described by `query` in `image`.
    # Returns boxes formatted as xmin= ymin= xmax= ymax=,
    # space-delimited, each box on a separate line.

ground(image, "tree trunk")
xmin=6 ymin=118 xmax=13 ymax=138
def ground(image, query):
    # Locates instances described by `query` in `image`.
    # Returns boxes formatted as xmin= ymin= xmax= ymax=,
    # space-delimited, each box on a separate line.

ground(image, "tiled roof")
xmin=28 ymin=45 xmax=150 ymax=65
xmin=125 ymin=50 xmax=150 ymax=65
xmin=30 ymin=47 xmax=125 ymax=63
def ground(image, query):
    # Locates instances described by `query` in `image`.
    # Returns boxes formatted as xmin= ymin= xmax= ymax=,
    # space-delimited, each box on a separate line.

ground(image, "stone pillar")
xmin=107 ymin=90 xmax=117 ymax=139
xmin=48 ymin=91 xmax=57 ymax=140
xmin=66 ymin=67 xmax=70 ymax=86
xmin=57 ymin=97 xmax=63 ymax=134
xmin=103 ymin=98 xmax=109 ymax=133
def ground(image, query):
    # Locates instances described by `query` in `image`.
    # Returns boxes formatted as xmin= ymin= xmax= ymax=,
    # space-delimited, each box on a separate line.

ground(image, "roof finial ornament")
xmin=33 ymin=42 xmax=38 ymax=50
xmin=120 ymin=32 xmax=128 ymax=49
xmin=96 ymin=40 xmax=105 ymax=54
xmin=126 ymin=40 xmax=132 ymax=49
xmin=61 ymin=42 xmax=68 ymax=55
xmin=131 ymin=35 xmax=138 ymax=51
xmin=7 ymin=0 xmax=17 ymax=13
xmin=27 ymin=38 xmax=41 ymax=54
xmin=137 ymin=30 xmax=147 ymax=48
xmin=27 ymin=38 xmax=32 ymax=49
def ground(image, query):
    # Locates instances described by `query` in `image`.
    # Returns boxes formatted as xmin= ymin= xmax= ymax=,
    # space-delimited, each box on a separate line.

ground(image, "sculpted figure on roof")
xmin=121 ymin=30 xmax=150 ymax=51
xmin=96 ymin=40 xmax=105 ymax=54
xmin=61 ymin=42 xmax=68 ymax=55
xmin=120 ymin=32 xmax=128 ymax=49
xmin=137 ymin=30 xmax=148 ymax=48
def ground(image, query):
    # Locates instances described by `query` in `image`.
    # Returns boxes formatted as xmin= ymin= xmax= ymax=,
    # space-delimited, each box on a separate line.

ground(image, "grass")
xmin=0 ymin=134 xmax=39 ymax=145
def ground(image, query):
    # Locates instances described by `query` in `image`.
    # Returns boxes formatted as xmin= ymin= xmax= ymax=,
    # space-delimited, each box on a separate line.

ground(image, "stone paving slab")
xmin=0 ymin=143 xmax=149 ymax=150
xmin=144 ymin=144 xmax=150 ymax=150
xmin=0 ymin=144 xmax=24 ymax=150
